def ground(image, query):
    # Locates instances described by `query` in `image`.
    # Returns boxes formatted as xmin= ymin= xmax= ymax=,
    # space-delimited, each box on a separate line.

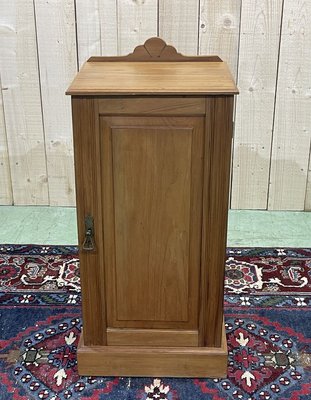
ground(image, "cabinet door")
xmin=100 ymin=115 xmax=204 ymax=346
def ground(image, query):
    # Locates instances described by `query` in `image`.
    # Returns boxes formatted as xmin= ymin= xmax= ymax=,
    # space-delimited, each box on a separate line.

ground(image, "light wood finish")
xmin=68 ymin=38 xmax=237 ymax=376
xmin=200 ymin=96 xmax=234 ymax=347
xmin=159 ymin=1 xmax=200 ymax=55
xmin=117 ymin=1 xmax=157 ymax=56
xmin=231 ymin=0 xmax=283 ymax=210
xmin=0 ymin=0 xmax=48 ymax=205
xmin=98 ymin=97 xmax=206 ymax=115
xmin=2 ymin=5 xmax=311 ymax=211
xmin=268 ymin=0 xmax=311 ymax=210
xmin=89 ymin=37 xmax=221 ymax=63
xmin=112 ymin=122 xmax=191 ymax=323
xmin=0 ymin=74 xmax=12 ymax=204
xmin=107 ymin=328 xmax=198 ymax=347
xmin=71 ymin=98 xmax=106 ymax=346
xmin=67 ymin=61 xmax=237 ymax=95
xmin=77 ymin=323 xmax=227 ymax=377
xmin=76 ymin=0 xmax=120 ymax=66
xmin=67 ymin=40 xmax=237 ymax=96
xmin=198 ymin=0 xmax=242 ymax=207
xmin=35 ymin=0 xmax=77 ymax=206
xmin=199 ymin=0 xmax=242 ymax=78
xmin=305 ymin=151 xmax=311 ymax=211
xmin=75 ymin=0 xmax=103 ymax=67
xmin=101 ymin=116 xmax=204 ymax=329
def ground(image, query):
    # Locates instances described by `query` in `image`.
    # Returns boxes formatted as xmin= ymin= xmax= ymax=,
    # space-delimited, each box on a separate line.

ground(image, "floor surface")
xmin=0 ymin=206 xmax=310 ymax=247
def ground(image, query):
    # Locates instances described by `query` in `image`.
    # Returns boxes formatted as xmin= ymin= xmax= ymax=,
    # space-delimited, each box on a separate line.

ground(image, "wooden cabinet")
xmin=67 ymin=38 xmax=238 ymax=377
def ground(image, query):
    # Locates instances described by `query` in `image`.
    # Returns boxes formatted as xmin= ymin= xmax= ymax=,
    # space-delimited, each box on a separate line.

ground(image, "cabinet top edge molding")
xmin=66 ymin=38 xmax=238 ymax=96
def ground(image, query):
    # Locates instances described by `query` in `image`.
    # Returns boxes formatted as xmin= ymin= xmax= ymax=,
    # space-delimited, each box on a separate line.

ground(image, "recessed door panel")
xmin=113 ymin=125 xmax=191 ymax=322
xmin=101 ymin=116 xmax=204 ymax=330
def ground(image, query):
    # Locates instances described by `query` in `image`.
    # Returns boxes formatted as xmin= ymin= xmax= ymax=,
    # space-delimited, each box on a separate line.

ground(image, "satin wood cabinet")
xmin=67 ymin=38 xmax=238 ymax=377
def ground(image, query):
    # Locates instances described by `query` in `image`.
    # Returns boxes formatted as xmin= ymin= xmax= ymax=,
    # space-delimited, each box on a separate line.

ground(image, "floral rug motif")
xmin=0 ymin=245 xmax=310 ymax=400
xmin=225 ymin=248 xmax=311 ymax=295
xmin=1 ymin=246 xmax=310 ymax=296
xmin=0 ymin=245 xmax=79 ymax=292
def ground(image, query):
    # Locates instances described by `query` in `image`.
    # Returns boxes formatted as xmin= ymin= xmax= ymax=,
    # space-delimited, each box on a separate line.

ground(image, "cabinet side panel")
xmin=200 ymin=96 xmax=234 ymax=347
xmin=71 ymin=97 xmax=106 ymax=346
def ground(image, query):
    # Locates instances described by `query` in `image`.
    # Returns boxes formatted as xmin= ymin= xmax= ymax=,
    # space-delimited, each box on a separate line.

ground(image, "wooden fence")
xmin=0 ymin=0 xmax=310 ymax=210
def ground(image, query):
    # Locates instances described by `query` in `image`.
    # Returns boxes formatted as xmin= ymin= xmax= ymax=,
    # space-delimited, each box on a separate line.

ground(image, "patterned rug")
xmin=0 ymin=245 xmax=310 ymax=400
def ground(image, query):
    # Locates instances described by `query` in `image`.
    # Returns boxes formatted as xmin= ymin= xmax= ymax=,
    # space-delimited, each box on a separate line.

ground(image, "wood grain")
xmin=66 ymin=61 xmax=238 ymax=95
xmin=76 ymin=0 xmax=118 ymax=66
xmin=69 ymin=39 xmax=236 ymax=377
xmin=305 ymin=151 xmax=311 ymax=211
xmin=98 ymin=97 xmax=206 ymax=115
xmin=198 ymin=1 xmax=241 ymax=207
xmin=231 ymin=0 xmax=283 ymax=209
xmin=71 ymin=97 xmax=106 ymax=346
xmin=113 ymin=125 xmax=191 ymax=322
xmin=101 ymin=115 xmax=204 ymax=329
xmin=268 ymin=0 xmax=311 ymax=210
xmin=0 ymin=0 xmax=48 ymax=205
xmin=0 ymin=74 xmax=12 ymax=204
xmin=89 ymin=37 xmax=221 ymax=63
xmin=75 ymin=0 xmax=102 ymax=67
xmin=77 ymin=324 xmax=227 ymax=377
xmin=159 ymin=0 xmax=200 ymax=55
xmin=200 ymin=96 xmax=234 ymax=347
xmin=117 ymin=0 xmax=157 ymax=55
xmin=35 ymin=0 xmax=77 ymax=206
xmin=107 ymin=328 xmax=198 ymax=347
xmin=69 ymin=41 xmax=237 ymax=375
xmin=2 ymin=3 xmax=311 ymax=210
xmin=199 ymin=0 xmax=242 ymax=78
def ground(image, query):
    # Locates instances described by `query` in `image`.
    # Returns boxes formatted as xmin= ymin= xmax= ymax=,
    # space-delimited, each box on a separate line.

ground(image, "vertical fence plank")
xmin=305 ymin=151 xmax=311 ymax=210
xmin=0 ymin=0 xmax=48 ymax=205
xmin=1 ymin=0 xmax=310 ymax=210
xmin=268 ymin=0 xmax=311 ymax=210
xmin=75 ymin=0 xmax=118 ymax=67
xmin=231 ymin=0 xmax=283 ymax=209
xmin=199 ymin=0 xmax=241 ymax=79
xmin=99 ymin=1 xmax=118 ymax=55
xmin=118 ymin=0 xmax=158 ymax=55
xmin=75 ymin=0 xmax=101 ymax=67
xmin=159 ymin=0 xmax=199 ymax=54
xmin=0 ymin=75 xmax=13 ymax=204
xmin=99 ymin=0 xmax=118 ymax=56
xmin=198 ymin=1 xmax=241 ymax=208
xmin=34 ymin=0 xmax=77 ymax=206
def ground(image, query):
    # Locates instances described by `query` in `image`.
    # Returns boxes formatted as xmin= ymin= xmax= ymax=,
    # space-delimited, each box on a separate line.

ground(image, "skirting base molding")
xmin=77 ymin=323 xmax=228 ymax=378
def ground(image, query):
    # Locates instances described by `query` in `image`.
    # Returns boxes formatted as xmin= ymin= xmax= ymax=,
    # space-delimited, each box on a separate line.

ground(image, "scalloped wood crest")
xmin=88 ymin=37 xmax=222 ymax=62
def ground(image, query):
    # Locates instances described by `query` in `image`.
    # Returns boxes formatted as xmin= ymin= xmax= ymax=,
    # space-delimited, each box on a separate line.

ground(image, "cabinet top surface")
xmin=66 ymin=61 xmax=238 ymax=96
xmin=66 ymin=38 xmax=238 ymax=96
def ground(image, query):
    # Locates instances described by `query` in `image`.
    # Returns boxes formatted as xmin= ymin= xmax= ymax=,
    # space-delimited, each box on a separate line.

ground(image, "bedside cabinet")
xmin=67 ymin=37 xmax=238 ymax=377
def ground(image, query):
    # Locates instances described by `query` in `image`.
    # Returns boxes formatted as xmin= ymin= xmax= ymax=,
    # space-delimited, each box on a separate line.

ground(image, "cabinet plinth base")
xmin=77 ymin=324 xmax=228 ymax=378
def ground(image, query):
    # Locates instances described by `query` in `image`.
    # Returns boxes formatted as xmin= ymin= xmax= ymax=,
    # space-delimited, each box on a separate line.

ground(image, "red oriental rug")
xmin=0 ymin=245 xmax=310 ymax=400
